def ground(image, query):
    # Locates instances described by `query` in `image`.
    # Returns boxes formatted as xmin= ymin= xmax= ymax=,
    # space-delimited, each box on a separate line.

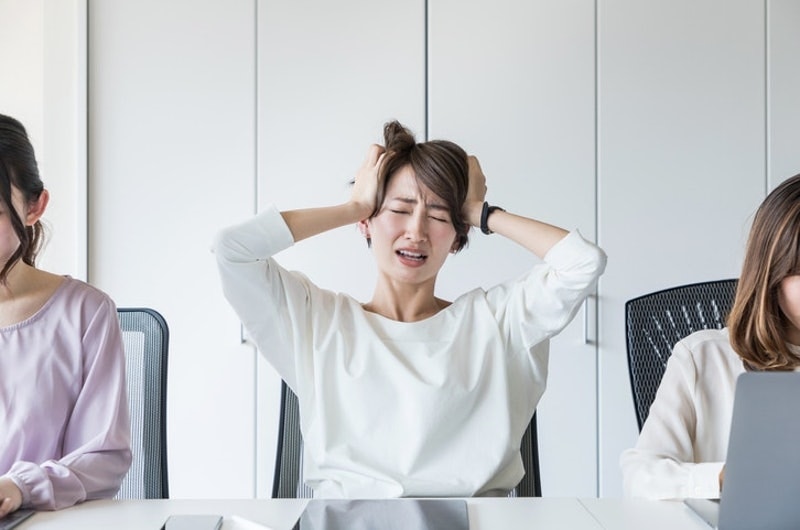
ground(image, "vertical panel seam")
xmin=424 ymin=0 xmax=429 ymax=141
xmin=253 ymin=0 xmax=260 ymax=499
xmin=84 ymin=0 xmax=91 ymax=283
xmin=764 ymin=0 xmax=769 ymax=194
xmin=593 ymin=0 xmax=601 ymax=499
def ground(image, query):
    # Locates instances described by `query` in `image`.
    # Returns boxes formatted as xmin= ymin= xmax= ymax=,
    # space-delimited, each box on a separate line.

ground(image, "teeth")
xmin=398 ymin=250 xmax=425 ymax=259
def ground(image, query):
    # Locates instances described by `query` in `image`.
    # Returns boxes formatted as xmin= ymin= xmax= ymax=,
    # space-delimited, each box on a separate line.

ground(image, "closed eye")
xmin=428 ymin=215 xmax=449 ymax=223
xmin=390 ymin=209 xmax=411 ymax=215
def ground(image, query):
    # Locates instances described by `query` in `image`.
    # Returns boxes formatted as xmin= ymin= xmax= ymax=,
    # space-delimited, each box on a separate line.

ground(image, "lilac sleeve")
xmin=8 ymin=297 xmax=132 ymax=510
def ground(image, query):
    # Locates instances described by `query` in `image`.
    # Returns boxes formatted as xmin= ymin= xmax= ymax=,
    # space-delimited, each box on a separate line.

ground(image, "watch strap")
xmin=480 ymin=201 xmax=505 ymax=235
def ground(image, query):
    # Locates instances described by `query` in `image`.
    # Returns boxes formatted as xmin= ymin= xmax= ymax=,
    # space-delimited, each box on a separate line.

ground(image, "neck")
xmin=365 ymin=278 xmax=449 ymax=322
xmin=0 ymin=263 xmax=64 ymax=327
xmin=785 ymin=328 xmax=800 ymax=349
xmin=0 ymin=262 xmax=57 ymax=301
xmin=0 ymin=261 xmax=29 ymax=301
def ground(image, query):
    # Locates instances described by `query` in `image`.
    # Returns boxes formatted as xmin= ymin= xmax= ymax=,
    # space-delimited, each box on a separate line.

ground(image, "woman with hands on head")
xmin=621 ymin=172 xmax=800 ymax=500
xmin=0 ymin=114 xmax=132 ymax=518
xmin=214 ymin=120 xmax=606 ymax=498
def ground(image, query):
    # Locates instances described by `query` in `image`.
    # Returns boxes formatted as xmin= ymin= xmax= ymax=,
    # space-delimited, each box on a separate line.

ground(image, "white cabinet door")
xmin=0 ymin=0 xmax=87 ymax=279
xmin=89 ymin=0 xmax=258 ymax=498
xmin=768 ymin=0 xmax=800 ymax=188
xmin=428 ymin=0 xmax=598 ymax=496
xmin=597 ymin=0 xmax=766 ymax=496
xmin=256 ymin=0 xmax=426 ymax=496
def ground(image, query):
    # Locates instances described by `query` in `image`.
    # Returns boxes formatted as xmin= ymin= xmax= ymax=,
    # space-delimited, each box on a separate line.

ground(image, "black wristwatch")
xmin=480 ymin=201 xmax=505 ymax=235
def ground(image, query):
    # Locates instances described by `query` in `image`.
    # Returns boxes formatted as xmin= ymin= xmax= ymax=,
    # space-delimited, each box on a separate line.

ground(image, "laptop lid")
xmin=715 ymin=371 xmax=800 ymax=530
xmin=0 ymin=509 xmax=35 ymax=530
xmin=291 ymin=499 xmax=469 ymax=530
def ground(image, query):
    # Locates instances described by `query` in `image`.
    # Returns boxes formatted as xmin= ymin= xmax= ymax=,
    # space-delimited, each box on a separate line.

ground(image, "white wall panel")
xmin=768 ymin=0 xmax=800 ymax=188
xmin=0 ymin=0 xmax=86 ymax=279
xmin=256 ymin=0 xmax=425 ymax=496
xmin=0 ymin=0 xmax=43 ymax=148
xmin=41 ymin=0 xmax=87 ymax=279
xmin=89 ymin=0 xmax=257 ymax=498
xmin=428 ymin=0 xmax=598 ymax=496
xmin=598 ymin=0 xmax=765 ymax=496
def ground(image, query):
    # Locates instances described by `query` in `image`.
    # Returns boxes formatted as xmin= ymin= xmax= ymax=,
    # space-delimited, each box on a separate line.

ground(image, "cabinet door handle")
xmin=583 ymin=296 xmax=596 ymax=345
xmin=240 ymin=323 xmax=253 ymax=346
xmin=583 ymin=299 xmax=589 ymax=344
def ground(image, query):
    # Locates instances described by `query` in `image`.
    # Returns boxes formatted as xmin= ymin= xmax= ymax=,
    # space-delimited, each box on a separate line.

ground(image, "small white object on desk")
xmin=227 ymin=515 xmax=278 ymax=530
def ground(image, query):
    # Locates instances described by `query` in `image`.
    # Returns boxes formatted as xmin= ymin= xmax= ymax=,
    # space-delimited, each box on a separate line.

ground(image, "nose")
xmin=405 ymin=211 xmax=428 ymax=242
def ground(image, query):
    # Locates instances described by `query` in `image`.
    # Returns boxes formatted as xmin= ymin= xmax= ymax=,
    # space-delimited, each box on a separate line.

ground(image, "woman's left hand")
xmin=464 ymin=155 xmax=488 ymax=227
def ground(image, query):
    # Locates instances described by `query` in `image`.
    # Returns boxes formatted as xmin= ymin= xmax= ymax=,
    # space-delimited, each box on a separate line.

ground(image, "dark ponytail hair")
xmin=372 ymin=121 xmax=471 ymax=252
xmin=0 ymin=114 xmax=46 ymax=283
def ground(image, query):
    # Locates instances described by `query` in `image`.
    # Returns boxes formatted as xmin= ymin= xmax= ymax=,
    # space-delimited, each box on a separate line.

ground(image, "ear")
xmin=357 ymin=219 xmax=371 ymax=239
xmin=450 ymin=236 xmax=460 ymax=254
xmin=25 ymin=189 xmax=49 ymax=226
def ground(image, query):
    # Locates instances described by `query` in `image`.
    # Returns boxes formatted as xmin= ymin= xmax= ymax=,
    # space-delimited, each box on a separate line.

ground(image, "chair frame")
xmin=116 ymin=307 xmax=170 ymax=499
xmin=625 ymin=279 xmax=738 ymax=431
xmin=272 ymin=380 xmax=542 ymax=498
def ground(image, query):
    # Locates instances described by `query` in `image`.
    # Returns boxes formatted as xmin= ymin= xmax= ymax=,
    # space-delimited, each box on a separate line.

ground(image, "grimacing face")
xmin=366 ymin=165 xmax=458 ymax=288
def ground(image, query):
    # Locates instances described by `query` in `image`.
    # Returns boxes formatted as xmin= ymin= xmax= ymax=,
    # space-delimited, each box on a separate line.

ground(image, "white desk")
xmin=580 ymin=498 xmax=708 ymax=529
xmin=14 ymin=498 xmax=709 ymax=530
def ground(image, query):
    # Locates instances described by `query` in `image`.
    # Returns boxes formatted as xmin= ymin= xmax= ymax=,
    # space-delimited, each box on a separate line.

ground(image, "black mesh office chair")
xmin=625 ymin=279 xmax=738 ymax=431
xmin=115 ymin=308 xmax=170 ymax=499
xmin=272 ymin=380 xmax=542 ymax=498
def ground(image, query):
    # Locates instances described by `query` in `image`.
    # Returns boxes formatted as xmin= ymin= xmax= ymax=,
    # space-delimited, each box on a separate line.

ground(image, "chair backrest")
xmin=115 ymin=307 xmax=170 ymax=499
xmin=272 ymin=380 xmax=542 ymax=498
xmin=625 ymin=279 xmax=738 ymax=431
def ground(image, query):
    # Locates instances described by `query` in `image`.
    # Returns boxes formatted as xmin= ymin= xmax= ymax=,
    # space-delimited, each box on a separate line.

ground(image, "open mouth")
xmin=396 ymin=249 xmax=427 ymax=262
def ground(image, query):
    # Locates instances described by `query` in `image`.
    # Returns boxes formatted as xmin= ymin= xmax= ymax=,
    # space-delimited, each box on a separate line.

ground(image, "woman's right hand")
xmin=350 ymin=144 xmax=386 ymax=218
xmin=279 ymin=144 xmax=386 ymax=243
xmin=0 ymin=477 xmax=22 ymax=519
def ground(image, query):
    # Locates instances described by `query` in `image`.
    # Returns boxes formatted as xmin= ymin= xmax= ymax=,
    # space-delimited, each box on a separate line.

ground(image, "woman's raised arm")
xmin=463 ymin=156 xmax=568 ymax=259
xmin=281 ymin=144 xmax=385 ymax=243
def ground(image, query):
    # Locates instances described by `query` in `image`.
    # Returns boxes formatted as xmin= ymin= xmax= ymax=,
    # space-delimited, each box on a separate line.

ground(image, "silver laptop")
xmin=0 ymin=509 xmax=35 ymax=530
xmin=292 ymin=499 xmax=469 ymax=530
xmin=685 ymin=371 xmax=800 ymax=529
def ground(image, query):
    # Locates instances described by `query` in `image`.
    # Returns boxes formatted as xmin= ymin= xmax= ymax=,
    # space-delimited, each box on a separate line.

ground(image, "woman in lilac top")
xmin=0 ymin=114 xmax=132 ymax=518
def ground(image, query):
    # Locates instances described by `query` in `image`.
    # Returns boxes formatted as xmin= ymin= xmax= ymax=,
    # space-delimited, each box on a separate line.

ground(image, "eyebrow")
xmin=390 ymin=197 xmax=450 ymax=212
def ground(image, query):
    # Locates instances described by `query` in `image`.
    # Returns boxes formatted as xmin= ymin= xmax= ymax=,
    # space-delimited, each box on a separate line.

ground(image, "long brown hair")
xmin=371 ymin=121 xmax=470 ymax=252
xmin=728 ymin=173 xmax=800 ymax=370
xmin=0 ymin=114 xmax=46 ymax=283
